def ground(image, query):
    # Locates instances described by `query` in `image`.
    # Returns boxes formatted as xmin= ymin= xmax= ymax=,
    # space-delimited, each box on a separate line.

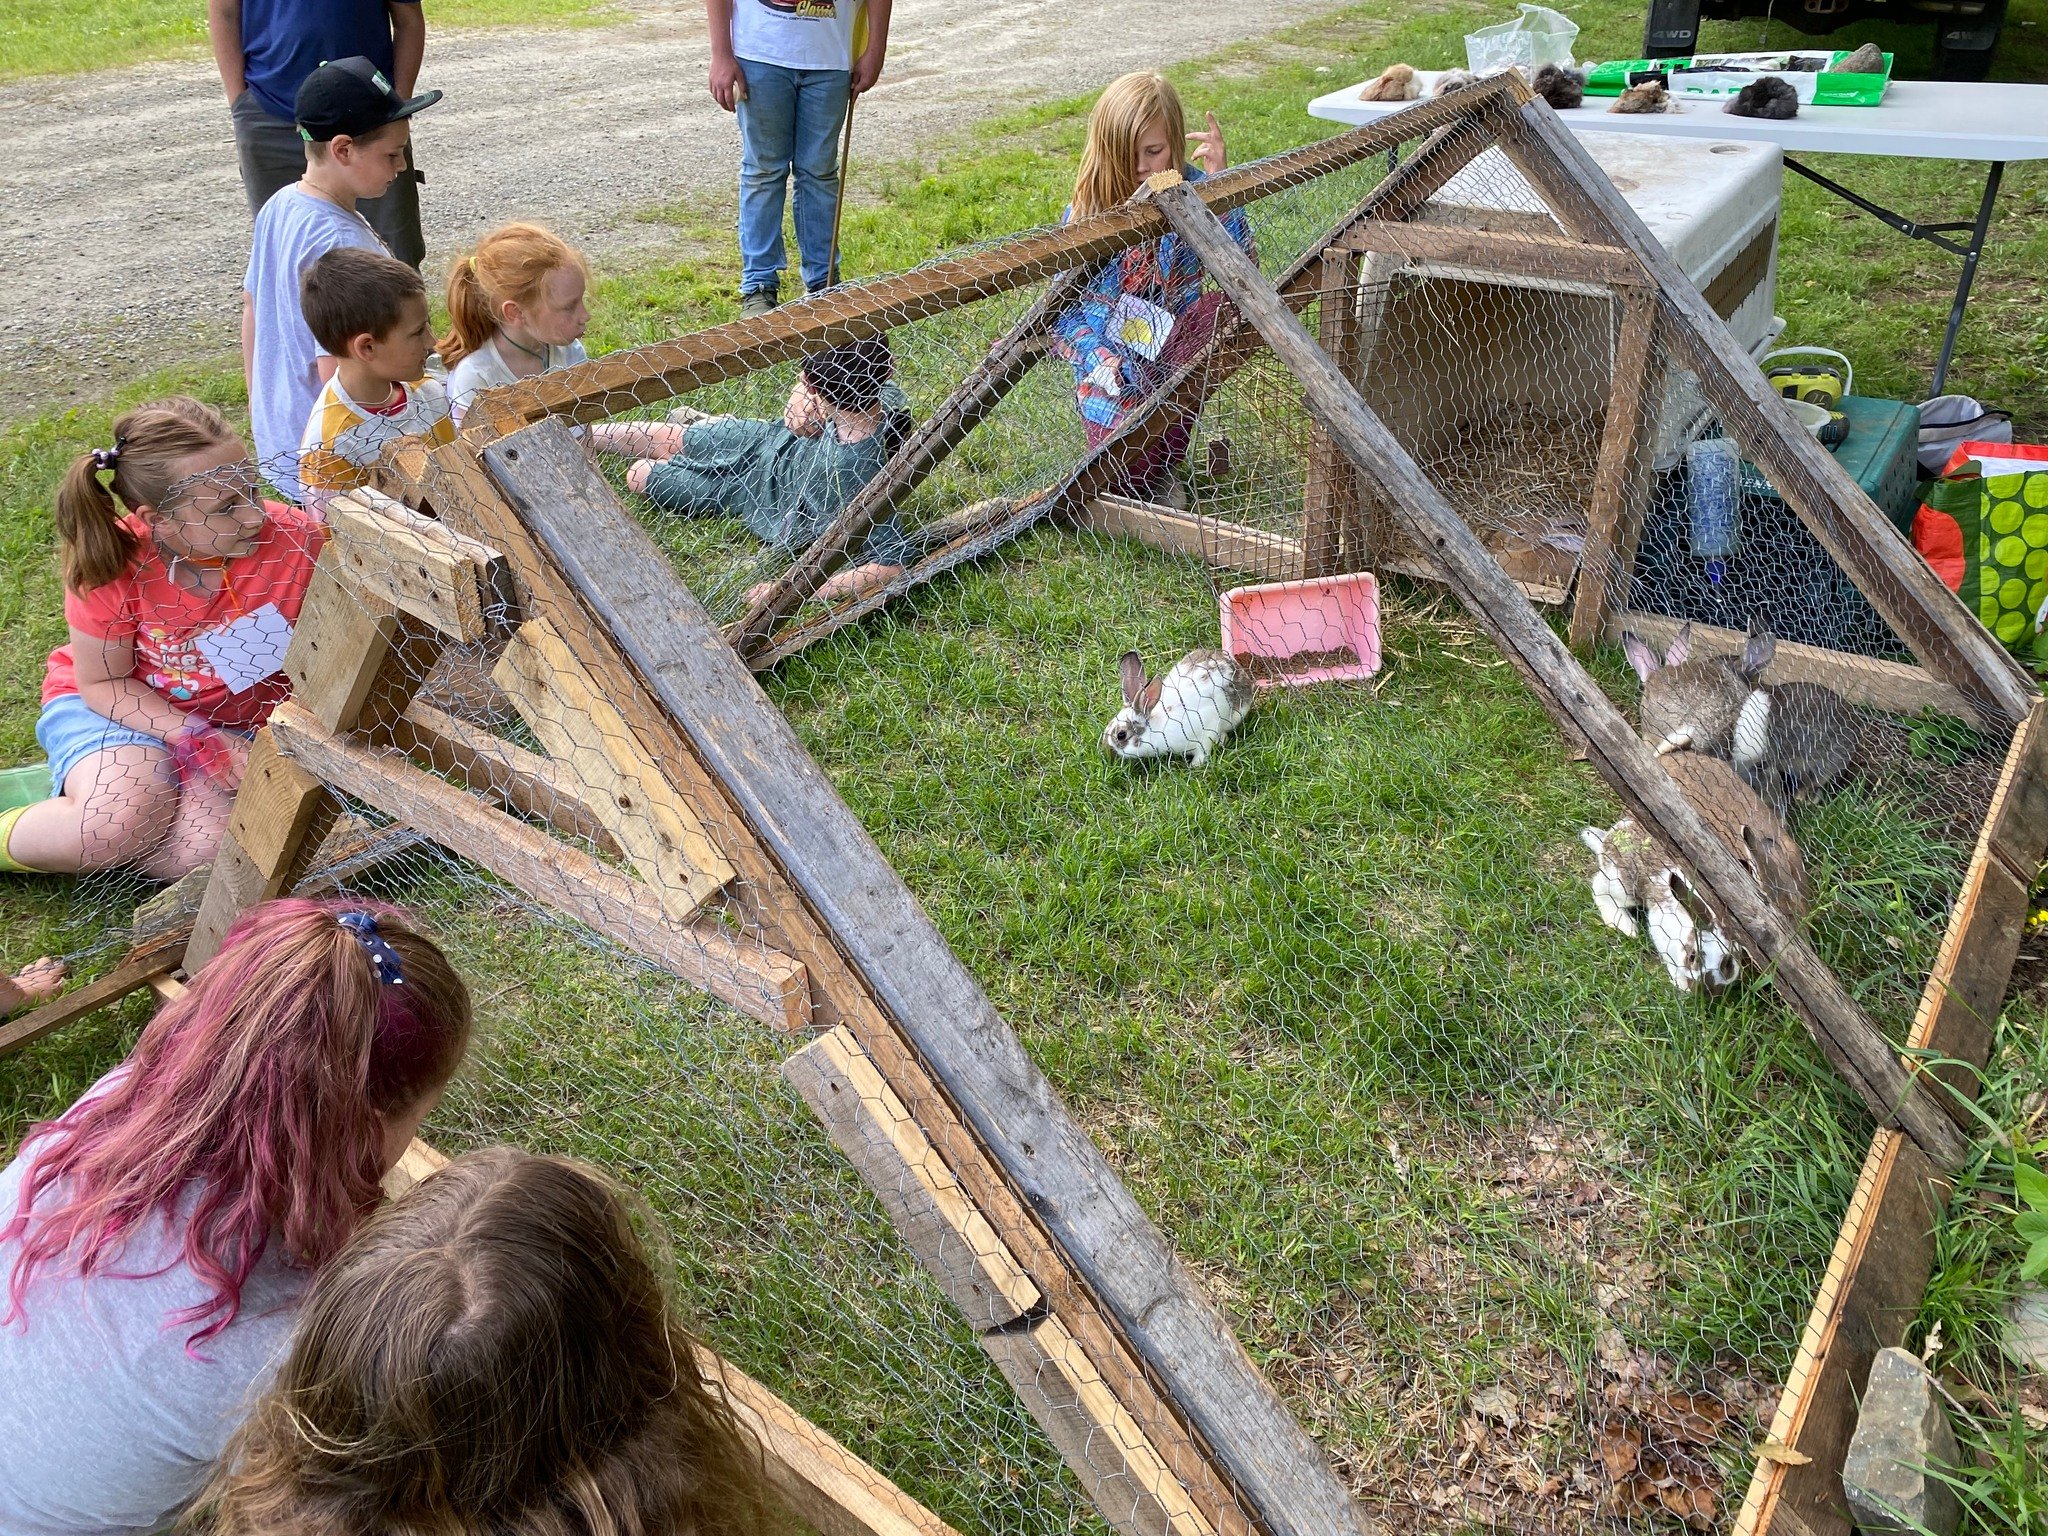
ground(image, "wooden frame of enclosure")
xmin=13 ymin=80 xmax=2043 ymax=1536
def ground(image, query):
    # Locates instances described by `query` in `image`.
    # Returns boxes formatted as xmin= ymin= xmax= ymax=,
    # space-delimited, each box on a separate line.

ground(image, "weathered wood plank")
xmin=1568 ymin=287 xmax=1662 ymax=652
xmin=981 ymin=1316 xmax=1219 ymax=1536
xmin=783 ymin=1025 xmax=1043 ymax=1328
xmin=1083 ymin=496 xmax=1305 ymax=579
xmin=379 ymin=1138 xmax=963 ymax=1536
xmin=0 ymin=937 xmax=186 ymax=1060
xmin=459 ymin=85 xmax=1519 ymax=442
xmin=419 ymin=435 xmax=1260 ymax=1536
xmin=326 ymin=488 xmax=503 ymax=643
xmin=1154 ymin=175 xmax=1966 ymax=1171
xmin=1333 ymin=222 xmax=1646 ymax=287
xmin=1732 ymin=1130 xmax=1945 ymax=1536
xmin=398 ymin=700 xmax=620 ymax=853
xmin=1611 ymin=613 xmax=1980 ymax=727
xmin=267 ymin=704 xmax=810 ymax=1033
xmin=482 ymin=419 xmax=1361 ymax=1536
xmin=1500 ymin=98 xmax=2035 ymax=731
xmin=493 ymin=617 xmax=733 ymax=921
xmin=187 ymin=729 xmax=342 ymax=970
xmin=1303 ymin=249 xmax=1364 ymax=579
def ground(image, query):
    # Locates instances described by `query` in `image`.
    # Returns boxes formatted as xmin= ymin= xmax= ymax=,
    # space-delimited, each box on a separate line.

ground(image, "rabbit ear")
xmin=1621 ymin=631 xmax=1661 ymax=683
xmin=1119 ymin=651 xmax=1147 ymax=707
xmin=1138 ymin=676 xmax=1164 ymax=714
xmin=1665 ymin=624 xmax=1693 ymax=667
xmin=1740 ymin=622 xmax=1776 ymax=679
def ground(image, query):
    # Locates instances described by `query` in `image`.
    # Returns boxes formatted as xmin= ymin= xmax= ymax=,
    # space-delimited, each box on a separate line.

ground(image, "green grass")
xmin=0 ymin=0 xmax=621 ymax=81
xmin=2 ymin=0 xmax=2043 ymax=1525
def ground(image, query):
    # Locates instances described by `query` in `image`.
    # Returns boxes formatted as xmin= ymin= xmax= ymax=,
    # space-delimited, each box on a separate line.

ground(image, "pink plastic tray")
xmin=1219 ymin=572 xmax=1382 ymax=691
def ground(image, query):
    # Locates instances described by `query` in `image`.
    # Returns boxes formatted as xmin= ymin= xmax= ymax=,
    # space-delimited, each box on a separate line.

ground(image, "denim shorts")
xmin=35 ymin=693 xmax=169 ymax=796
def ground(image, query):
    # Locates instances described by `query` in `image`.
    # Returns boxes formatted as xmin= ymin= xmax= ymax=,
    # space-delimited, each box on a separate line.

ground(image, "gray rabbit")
xmin=1731 ymin=679 xmax=1860 ymax=815
xmin=1621 ymin=620 xmax=1773 ymax=759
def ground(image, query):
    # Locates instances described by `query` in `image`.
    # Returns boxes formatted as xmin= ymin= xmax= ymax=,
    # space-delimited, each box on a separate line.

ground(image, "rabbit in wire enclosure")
xmin=1581 ymin=751 xmax=1810 ymax=992
xmin=1103 ymin=650 xmax=1255 ymax=769
xmin=1623 ymin=619 xmax=1859 ymax=813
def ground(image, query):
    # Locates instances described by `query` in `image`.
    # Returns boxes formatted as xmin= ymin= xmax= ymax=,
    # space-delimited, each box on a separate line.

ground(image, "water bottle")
xmin=1685 ymin=437 xmax=1740 ymax=584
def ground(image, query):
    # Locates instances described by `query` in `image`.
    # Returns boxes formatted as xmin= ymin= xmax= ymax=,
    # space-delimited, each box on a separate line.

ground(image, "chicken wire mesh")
xmin=9 ymin=91 xmax=2024 ymax=1536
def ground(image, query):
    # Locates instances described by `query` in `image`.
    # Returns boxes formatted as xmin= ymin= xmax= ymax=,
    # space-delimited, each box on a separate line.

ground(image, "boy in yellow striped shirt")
xmin=296 ymin=246 xmax=452 ymax=516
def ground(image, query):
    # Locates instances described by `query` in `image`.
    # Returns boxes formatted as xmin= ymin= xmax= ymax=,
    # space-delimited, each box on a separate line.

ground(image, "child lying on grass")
xmin=591 ymin=338 xmax=914 ymax=604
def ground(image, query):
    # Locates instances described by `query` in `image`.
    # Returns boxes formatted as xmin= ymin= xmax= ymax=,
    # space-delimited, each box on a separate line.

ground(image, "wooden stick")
xmin=418 ymin=434 xmax=1262 ymax=1536
xmin=459 ymin=84 xmax=1519 ymax=442
xmin=267 ymin=704 xmax=812 ymax=1033
xmin=783 ymin=1025 xmax=1043 ymax=1330
xmin=1152 ymin=176 xmax=1968 ymax=1171
xmin=0 ymin=936 xmax=186 ymax=1060
xmin=827 ymin=94 xmax=856 ymax=289
xmin=397 ymin=700 xmax=621 ymax=853
xmin=1497 ymin=98 xmax=2036 ymax=731
xmin=484 ymin=418 xmax=1370 ymax=1536
xmin=1567 ymin=286 xmax=1663 ymax=651
xmin=1332 ymin=223 xmax=1646 ymax=287
xmin=1303 ymin=249 xmax=1363 ymax=578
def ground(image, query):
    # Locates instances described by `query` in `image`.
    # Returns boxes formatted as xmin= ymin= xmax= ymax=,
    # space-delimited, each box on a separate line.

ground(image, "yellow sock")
xmin=0 ymin=804 xmax=43 ymax=873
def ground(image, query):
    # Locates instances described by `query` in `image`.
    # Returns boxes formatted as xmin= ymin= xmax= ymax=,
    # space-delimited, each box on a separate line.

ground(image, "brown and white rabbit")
xmin=1622 ymin=620 xmax=1772 ymax=759
xmin=1580 ymin=749 xmax=1809 ymax=991
xmin=1732 ymin=678 xmax=1860 ymax=816
xmin=1104 ymin=649 xmax=1255 ymax=769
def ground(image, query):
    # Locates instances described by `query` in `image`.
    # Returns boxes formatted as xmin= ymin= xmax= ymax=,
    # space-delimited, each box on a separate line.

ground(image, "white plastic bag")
xmin=1465 ymin=4 xmax=1579 ymax=73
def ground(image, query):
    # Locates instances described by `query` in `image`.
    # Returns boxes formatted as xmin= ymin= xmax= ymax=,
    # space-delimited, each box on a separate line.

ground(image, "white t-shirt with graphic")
xmin=731 ymin=0 xmax=863 ymax=71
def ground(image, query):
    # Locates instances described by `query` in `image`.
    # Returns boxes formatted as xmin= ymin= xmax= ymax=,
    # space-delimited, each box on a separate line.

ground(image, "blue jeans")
xmin=735 ymin=58 xmax=849 ymax=296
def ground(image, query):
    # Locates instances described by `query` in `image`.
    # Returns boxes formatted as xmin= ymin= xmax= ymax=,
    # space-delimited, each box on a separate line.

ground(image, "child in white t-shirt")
xmin=243 ymin=56 xmax=441 ymax=500
xmin=704 ymin=0 xmax=892 ymax=314
xmin=296 ymin=247 xmax=453 ymax=517
xmin=441 ymin=223 xmax=593 ymax=426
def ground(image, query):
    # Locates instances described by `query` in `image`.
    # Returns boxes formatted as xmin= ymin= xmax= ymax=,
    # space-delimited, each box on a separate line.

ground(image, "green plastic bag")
xmin=1921 ymin=460 xmax=2048 ymax=659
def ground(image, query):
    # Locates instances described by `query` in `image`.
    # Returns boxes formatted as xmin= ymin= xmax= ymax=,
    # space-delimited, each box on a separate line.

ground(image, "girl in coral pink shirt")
xmin=2 ymin=397 xmax=323 ymax=877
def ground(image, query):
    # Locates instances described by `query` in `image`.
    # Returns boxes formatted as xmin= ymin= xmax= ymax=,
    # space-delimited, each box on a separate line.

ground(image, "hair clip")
xmin=90 ymin=445 xmax=122 ymax=472
xmin=338 ymin=910 xmax=405 ymax=986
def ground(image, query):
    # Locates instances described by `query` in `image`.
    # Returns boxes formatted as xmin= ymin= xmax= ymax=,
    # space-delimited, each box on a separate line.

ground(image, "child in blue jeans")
xmin=704 ymin=1 xmax=893 ymax=315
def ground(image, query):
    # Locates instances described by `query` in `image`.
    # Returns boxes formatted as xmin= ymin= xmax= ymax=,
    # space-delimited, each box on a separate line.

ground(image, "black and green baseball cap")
xmin=296 ymin=56 xmax=442 ymax=142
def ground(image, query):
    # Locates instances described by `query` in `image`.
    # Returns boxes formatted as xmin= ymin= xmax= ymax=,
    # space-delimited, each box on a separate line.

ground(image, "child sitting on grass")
xmin=243 ymin=57 xmax=442 ymax=501
xmin=1053 ymin=71 xmax=1252 ymax=505
xmin=296 ymin=246 xmax=453 ymax=515
xmin=1 ymin=399 xmax=325 ymax=880
xmin=199 ymin=1148 xmax=776 ymax=1536
xmin=442 ymin=222 xmax=593 ymax=426
xmin=592 ymin=338 xmax=914 ymax=604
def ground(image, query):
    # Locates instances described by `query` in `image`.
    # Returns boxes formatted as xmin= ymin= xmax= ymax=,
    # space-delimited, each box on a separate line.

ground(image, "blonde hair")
xmin=440 ymin=222 xmax=590 ymax=368
xmin=55 ymin=397 xmax=239 ymax=594
xmin=1071 ymin=72 xmax=1187 ymax=219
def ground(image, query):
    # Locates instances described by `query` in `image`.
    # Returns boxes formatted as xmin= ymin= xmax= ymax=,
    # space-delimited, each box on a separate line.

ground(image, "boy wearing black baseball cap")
xmin=241 ymin=58 xmax=443 ymax=504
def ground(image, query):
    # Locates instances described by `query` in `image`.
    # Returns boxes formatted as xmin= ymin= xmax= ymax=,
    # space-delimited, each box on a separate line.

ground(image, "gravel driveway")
xmin=0 ymin=0 xmax=1341 ymax=422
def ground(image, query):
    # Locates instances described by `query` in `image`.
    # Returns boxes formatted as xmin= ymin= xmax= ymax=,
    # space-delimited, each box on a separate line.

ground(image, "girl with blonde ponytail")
xmin=442 ymin=222 xmax=592 ymax=424
xmin=2 ymin=397 xmax=325 ymax=878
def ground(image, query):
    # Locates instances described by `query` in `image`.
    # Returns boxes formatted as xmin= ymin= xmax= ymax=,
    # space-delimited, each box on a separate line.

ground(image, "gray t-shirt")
xmin=243 ymin=184 xmax=387 ymax=502
xmin=0 ymin=1142 xmax=307 ymax=1534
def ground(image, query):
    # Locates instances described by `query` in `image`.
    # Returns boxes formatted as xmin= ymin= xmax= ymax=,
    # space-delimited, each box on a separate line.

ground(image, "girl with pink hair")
xmin=0 ymin=897 xmax=473 ymax=1535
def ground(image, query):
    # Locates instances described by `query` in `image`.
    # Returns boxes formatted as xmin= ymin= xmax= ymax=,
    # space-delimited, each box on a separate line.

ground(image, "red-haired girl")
xmin=0 ymin=898 xmax=472 ymax=1535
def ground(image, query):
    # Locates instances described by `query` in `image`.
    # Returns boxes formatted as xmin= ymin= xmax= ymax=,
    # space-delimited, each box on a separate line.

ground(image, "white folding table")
xmin=1307 ymin=77 xmax=2048 ymax=395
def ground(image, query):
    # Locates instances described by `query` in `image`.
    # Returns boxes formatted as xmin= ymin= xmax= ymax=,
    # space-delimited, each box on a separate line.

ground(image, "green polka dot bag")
xmin=1916 ymin=445 xmax=2048 ymax=661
